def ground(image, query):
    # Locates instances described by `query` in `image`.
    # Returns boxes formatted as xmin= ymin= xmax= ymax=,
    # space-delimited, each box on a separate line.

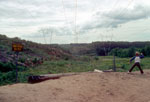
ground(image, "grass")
xmin=1 ymin=56 xmax=150 ymax=86
xmin=22 ymin=56 xmax=150 ymax=76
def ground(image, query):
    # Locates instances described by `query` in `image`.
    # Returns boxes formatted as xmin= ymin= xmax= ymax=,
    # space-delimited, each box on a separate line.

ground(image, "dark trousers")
xmin=129 ymin=62 xmax=144 ymax=74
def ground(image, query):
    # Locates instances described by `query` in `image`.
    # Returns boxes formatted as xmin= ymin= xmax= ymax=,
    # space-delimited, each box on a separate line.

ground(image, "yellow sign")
xmin=12 ymin=43 xmax=23 ymax=52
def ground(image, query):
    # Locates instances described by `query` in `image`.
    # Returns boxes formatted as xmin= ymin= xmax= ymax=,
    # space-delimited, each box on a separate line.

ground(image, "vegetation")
xmin=1 ymin=34 xmax=150 ymax=86
xmin=1 ymin=56 xmax=150 ymax=86
xmin=0 ymin=62 xmax=27 ymax=85
xmin=0 ymin=34 xmax=71 ymax=86
xmin=109 ymin=46 xmax=150 ymax=57
xmin=61 ymin=41 xmax=150 ymax=56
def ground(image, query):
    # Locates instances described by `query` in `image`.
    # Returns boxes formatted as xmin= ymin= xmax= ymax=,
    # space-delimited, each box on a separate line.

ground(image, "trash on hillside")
xmin=94 ymin=69 xmax=103 ymax=73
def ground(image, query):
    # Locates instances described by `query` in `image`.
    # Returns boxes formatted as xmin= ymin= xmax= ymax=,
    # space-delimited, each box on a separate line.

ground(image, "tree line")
xmin=105 ymin=46 xmax=150 ymax=57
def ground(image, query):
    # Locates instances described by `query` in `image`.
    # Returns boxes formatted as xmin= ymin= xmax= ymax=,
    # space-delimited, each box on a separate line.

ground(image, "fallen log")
xmin=28 ymin=73 xmax=78 ymax=84
xmin=28 ymin=72 xmax=100 ymax=84
xmin=28 ymin=75 xmax=60 ymax=83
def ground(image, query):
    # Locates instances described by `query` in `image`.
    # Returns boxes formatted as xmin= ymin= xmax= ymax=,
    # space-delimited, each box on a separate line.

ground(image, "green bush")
xmin=81 ymin=56 xmax=91 ymax=62
xmin=0 ymin=62 xmax=26 ymax=72
xmin=64 ymin=57 xmax=69 ymax=60
xmin=32 ymin=58 xmax=38 ymax=64
xmin=18 ymin=73 xmax=31 ymax=83
xmin=94 ymin=56 xmax=99 ymax=60
xmin=18 ymin=66 xmax=26 ymax=71
xmin=128 ymin=47 xmax=135 ymax=57
xmin=145 ymin=46 xmax=150 ymax=56
xmin=0 ymin=71 xmax=30 ymax=86
xmin=19 ymin=58 xmax=26 ymax=63
xmin=0 ymin=62 xmax=15 ymax=72
xmin=0 ymin=71 xmax=16 ymax=85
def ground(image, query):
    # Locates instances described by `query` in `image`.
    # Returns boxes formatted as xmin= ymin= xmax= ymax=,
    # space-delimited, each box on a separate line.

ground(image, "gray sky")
xmin=0 ymin=0 xmax=150 ymax=44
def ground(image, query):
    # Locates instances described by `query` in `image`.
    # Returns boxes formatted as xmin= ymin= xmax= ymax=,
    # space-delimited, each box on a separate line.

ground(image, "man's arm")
xmin=140 ymin=53 xmax=144 ymax=59
xmin=130 ymin=56 xmax=135 ymax=62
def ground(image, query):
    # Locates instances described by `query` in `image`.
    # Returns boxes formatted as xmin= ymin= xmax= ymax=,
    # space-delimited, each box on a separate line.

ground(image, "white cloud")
xmin=0 ymin=0 xmax=150 ymax=43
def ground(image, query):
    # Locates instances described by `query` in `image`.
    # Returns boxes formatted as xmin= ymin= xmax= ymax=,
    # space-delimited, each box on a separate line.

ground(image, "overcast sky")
xmin=0 ymin=0 xmax=150 ymax=44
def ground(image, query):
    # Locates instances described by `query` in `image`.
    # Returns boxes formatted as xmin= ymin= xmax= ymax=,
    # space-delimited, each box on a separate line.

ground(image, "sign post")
xmin=15 ymin=52 xmax=19 ymax=82
xmin=12 ymin=43 xmax=24 ymax=82
xmin=113 ymin=55 xmax=116 ymax=72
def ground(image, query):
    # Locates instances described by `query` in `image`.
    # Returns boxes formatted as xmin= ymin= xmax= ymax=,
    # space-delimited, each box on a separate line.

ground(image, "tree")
xmin=128 ymin=47 xmax=135 ymax=57
xmin=141 ymin=48 xmax=146 ymax=56
xmin=96 ymin=48 xmax=106 ymax=56
xmin=145 ymin=46 xmax=150 ymax=56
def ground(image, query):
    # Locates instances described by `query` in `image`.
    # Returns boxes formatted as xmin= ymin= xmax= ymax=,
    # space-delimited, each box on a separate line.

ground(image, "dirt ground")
xmin=1 ymin=70 xmax=150 ymax=102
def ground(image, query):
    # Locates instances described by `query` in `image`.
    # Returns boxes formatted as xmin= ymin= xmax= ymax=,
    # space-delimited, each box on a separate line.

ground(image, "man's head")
xmin=135 ymin=51 xmax=139 ymax=56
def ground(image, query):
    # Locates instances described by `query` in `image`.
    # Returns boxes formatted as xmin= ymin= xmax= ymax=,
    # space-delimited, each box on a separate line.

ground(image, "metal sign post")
xmin=15 ymin=52 xmax=19 ymax=82
xmin=113 ymin=55 xmax=116 ymax=72
xmin=12 ymin=43 xmax=24 ymax=83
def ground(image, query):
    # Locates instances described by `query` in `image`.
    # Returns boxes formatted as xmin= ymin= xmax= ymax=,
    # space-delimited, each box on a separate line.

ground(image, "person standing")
xmin=128 ymin=52 xmax=144 ymax=74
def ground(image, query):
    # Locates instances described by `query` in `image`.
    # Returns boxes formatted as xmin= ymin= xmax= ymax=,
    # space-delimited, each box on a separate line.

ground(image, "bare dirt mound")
xmin=1 ymin=70 xmax=150 ymax=102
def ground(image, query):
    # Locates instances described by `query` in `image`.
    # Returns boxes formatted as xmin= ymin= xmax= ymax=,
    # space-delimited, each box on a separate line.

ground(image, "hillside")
xmin=0 ymin=70 xmax=150 ymax=102
xmin=0 ymin=34 xmax=71 ymax=67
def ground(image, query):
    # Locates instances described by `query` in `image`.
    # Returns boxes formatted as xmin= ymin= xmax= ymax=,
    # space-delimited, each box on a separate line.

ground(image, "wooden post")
xmin=113 ymin=55 xmax=116 ymax=72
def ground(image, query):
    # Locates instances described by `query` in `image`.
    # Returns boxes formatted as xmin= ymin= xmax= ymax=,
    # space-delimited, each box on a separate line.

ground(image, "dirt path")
xmin=0 ymin=70 xmax=150 ymax=102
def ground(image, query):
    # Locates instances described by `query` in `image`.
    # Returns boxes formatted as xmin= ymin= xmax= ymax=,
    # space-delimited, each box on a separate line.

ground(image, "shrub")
xmin=94 ymin=56 xmax=99 ymax=60
xmin=0 ymin=71 xmax=16 ymax=85
xmin=0 ymin=62 xmax=15 ymax=72
xmin=32 ymin=58 xmax=38 ymax=64
xmin=57 ymin=61 xmax=66 ymax=67
xmin=81 ymin=56 xmax=91 ymax=62
xmin=145 ymin=46 xmax=150 ymax=56
xmin=64 ymin=57 xmax=69 ymax=60
xmin=19 ymin=58 xmax=26 ymax=63
xmin=128 ymin=47 xmax=135 ymax=57
xmin=0 ymin=62 xmax=26 ymax=72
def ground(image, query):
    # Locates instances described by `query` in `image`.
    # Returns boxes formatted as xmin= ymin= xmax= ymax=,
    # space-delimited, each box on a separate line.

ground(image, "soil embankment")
xmin=0 ymin=70 xmax=150 ymax=102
